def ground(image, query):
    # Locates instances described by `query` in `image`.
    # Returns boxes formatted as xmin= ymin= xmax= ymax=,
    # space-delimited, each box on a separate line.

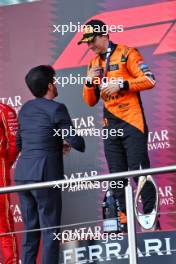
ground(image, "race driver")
xmin=0 ymin=103 xmax=19 ymax=263
xmin=78 ymin=19 xmax=157 ymax=231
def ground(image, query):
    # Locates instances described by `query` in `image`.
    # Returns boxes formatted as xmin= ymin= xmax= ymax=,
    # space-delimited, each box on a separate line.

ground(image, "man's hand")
xmin=87 ymin=67 xmax=102 ymax=83
xmin=63 ymin=141 xmax=71 ymax=155
xmin=100 ymin=82 xmax=121 ymax=96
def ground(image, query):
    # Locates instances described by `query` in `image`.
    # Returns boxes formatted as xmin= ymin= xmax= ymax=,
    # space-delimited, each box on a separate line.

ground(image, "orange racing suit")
xmin=83 ymin=42 xmax=155 ymax=133
xmin=0 ymin=103 xmax=19 ymax=263
xmin=83 ymin=42 xmax=156 ymax=217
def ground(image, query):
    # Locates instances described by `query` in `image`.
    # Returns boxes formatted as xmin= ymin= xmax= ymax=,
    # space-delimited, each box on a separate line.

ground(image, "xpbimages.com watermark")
xmin=53 ymin=127 xmax=124 ymax=140
xmin=54 ymin=75 xmax=124 ymax=88
xmin=53 ymin=180 xmax=124 ymax=192
xmin=53 ymin=226 xmax=123 ymax=244
xmin=52 ymin=22 xmax=124 ymax=35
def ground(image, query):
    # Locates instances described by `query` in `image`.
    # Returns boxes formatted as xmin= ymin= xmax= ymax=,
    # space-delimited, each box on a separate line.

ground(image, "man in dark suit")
xmin=15 ymin=65 xmax=85 ymax=264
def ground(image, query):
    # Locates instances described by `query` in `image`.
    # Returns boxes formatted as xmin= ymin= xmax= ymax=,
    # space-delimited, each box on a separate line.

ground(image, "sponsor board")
xmin=61 ymin=230 xmax=176 ymax=264
xmin=148 ymin=130 xmax=170 ymax=151
xmin=10 ymin=204 xmax=23 ymax=224
xmin=0 ymin=96 xmax=22 ymax=114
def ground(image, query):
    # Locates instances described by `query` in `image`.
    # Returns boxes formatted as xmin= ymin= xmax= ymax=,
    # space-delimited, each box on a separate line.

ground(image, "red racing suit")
xmin=0 ymin=103 xmax=19 ymax=263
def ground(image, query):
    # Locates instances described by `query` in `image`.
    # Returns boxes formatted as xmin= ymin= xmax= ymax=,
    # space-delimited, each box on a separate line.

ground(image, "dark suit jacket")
xmin=14 ymin=98 xmax=85 ymax=182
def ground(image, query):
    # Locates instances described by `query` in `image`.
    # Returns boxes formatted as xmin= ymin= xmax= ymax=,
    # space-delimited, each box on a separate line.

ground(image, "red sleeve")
xmin=1 ymin=106 xmax=19 ymax=166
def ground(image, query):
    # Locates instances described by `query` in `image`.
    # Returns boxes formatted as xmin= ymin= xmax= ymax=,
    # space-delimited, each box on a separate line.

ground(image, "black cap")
xmin=77 ymin=19 xmax=108 ymax=45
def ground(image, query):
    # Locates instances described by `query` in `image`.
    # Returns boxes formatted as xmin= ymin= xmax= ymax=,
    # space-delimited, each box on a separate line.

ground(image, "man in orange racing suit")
xmin=78 ymin=19 xmax=157 ymax=230
xmin=0 ymin=103 xmax=19 ymax=263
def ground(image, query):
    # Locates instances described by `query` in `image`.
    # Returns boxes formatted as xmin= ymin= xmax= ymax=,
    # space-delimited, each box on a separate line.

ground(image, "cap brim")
xmin=77 ymin=36 xmax=95 ymax=45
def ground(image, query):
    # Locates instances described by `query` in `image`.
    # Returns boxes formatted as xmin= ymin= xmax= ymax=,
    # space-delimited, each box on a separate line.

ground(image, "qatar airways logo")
xmin=64 ymin=170 xmax=98 ymax=180
xmin=72 ymin=115 xmax=95 ymax=129
xmin=159 ymin=186 xmax=175 ymax=207
xmin=137 ymin=185 xmax=174 ymax=207
xmin=59 ymin=115 xmax=123 ymax=140
xmin=0 ymin=95 xmax=22 ymax=114
xmin=64 ymin=170 xmax=98 ymax=192
xmin=71 ymin=115 xmax=95 ymax=137
xmin=148 ymin=130 xmax=170 ymax=151
xmin=10 ymin=204 xmax=23 ymax=223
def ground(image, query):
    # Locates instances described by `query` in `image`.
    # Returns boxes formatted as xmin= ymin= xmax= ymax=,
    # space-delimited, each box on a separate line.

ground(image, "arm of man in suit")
xmin=54 ymin=103 xmax=85 ymax=152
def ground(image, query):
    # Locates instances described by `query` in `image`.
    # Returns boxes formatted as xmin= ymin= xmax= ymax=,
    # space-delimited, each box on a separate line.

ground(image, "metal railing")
xmin=0 ymin=165 xmax=176 ymax=264
xmin=0 ymin=165 xmax=176 ymax=194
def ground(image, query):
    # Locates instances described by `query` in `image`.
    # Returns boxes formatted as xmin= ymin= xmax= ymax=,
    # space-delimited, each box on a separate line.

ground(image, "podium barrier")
xmin=0 ymin=165 xmax=176 ymax=264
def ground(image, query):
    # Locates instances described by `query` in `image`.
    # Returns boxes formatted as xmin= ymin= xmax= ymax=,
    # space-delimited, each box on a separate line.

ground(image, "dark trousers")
xmin=16 ymin=181 xmax=62 ymax=264
xmin=104 ymin=119 xmax=156 ymax=214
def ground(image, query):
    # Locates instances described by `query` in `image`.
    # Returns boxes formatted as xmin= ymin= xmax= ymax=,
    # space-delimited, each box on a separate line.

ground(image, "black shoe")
xmin=121 ymin=223 xmax=128 ymax=233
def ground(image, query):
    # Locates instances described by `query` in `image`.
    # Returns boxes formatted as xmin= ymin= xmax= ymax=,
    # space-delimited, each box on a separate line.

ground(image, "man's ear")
xmin=48 ymin=83 xmax=53 ymax=90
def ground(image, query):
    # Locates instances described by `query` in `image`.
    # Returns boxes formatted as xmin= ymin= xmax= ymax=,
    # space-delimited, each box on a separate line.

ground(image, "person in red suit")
xmin=0 ymin=103 xmax=19 ymax=263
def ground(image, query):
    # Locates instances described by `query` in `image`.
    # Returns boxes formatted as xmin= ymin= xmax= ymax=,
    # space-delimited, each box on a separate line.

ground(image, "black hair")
xmin=25 ymin=65 xmax=55 ymax=98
